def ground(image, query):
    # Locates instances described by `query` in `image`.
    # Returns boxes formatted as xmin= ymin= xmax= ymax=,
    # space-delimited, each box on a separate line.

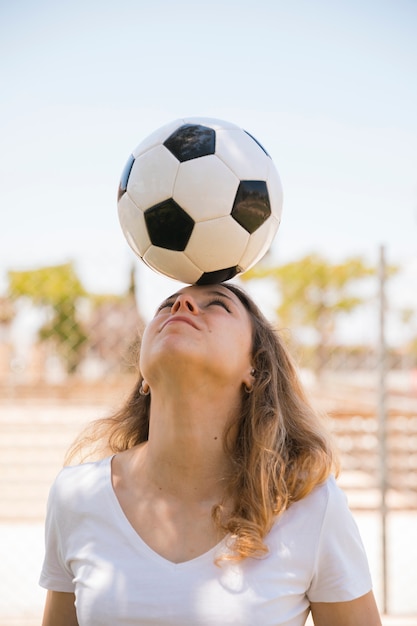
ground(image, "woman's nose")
xmin=171 ymin=293 xmax=198 ymax=314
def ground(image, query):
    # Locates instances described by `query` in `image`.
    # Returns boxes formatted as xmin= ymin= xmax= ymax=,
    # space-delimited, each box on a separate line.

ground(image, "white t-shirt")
xmin=40 ymin=456 xmax=372 ymax=626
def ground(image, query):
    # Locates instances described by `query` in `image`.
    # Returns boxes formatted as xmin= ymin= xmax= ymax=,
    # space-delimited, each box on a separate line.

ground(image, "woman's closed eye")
xmin=155 ymin=295 xmax=232 ymax=314
xmin=207 ymin=298 xmax=231 ymax=312
xmin=156 ymin=299 xmax=175 ymax=313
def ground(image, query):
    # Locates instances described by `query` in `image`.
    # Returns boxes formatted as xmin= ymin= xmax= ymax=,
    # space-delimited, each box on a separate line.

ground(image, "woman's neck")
xmin=136 ymin=382 xmax=240 ymax=502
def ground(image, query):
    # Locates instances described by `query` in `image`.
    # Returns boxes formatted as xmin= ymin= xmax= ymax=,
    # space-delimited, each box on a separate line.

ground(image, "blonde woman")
xmin=40 ymin=283 xmax=381 ymax=626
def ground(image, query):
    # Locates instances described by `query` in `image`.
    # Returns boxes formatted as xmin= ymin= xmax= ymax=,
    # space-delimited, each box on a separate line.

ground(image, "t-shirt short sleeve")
xmin=307 ymin=476 xmax=373 ymax=602
xmin=39 ymin=473 xmax=76 ymax=593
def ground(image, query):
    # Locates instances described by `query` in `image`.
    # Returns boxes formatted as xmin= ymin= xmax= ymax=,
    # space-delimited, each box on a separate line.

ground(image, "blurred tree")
xmin=85 ymin=264 xmax=144 ymax=375
xmin=8 ymin=263 xmax=87 ymax=374
xmin=241 ymin=253 xmax=378 ymax=375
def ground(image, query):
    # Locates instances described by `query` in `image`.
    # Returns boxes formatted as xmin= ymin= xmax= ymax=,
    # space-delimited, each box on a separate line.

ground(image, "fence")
xmin=0 ymin=252 xmax=416 ymax=623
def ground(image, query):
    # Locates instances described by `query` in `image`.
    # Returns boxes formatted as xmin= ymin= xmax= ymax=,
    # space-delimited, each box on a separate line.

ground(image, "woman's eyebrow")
xmin=205 ymin=289 xmax=235 ymax=302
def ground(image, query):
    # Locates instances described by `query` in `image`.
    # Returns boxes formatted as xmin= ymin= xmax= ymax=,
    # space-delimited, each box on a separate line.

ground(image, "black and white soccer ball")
xmin=117 ymin=117 xmax=283 ymax=285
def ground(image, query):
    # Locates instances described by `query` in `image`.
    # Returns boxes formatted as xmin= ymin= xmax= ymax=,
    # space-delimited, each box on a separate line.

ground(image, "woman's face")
xmin=140 ymin=284 xmax=254 ymax=390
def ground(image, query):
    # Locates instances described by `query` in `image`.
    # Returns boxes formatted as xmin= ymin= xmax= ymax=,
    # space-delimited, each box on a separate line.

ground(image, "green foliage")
xmin=39 ymin=300 xmax=88 ymax=374
xmin=241 ymin=253 xmax=382 ymax=373
xmin=8 ymin=263 xmax=85 ymax=304
xmin=8 ymin=263 xmax=87 ymax=374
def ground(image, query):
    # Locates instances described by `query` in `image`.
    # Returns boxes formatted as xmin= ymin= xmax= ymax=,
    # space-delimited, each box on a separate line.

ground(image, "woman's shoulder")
xmin=310 ymin=474 xmax=352 ymax=520
xmin=265 ymin=476 xmax=355 ymax=566
xmin=277 ymin=475 xmax=350 ymax=530
xmin=301 ymin=474 xmax=348 ymax=509
xmin=50 ymin=455 xmax=113 ymax=504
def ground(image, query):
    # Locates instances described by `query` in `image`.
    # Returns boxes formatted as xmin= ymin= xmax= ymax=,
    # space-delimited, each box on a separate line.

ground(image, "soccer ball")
xmin=117 ymin=117 xmax=283 ymax=284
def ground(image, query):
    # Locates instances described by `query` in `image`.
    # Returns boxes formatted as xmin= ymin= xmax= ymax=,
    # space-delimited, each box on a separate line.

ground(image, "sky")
xmin=1 ymin=0 xmax=417 ymax=324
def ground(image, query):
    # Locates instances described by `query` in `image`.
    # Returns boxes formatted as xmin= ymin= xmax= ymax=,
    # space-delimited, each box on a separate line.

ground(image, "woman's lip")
xmin=161 ymin=316 xmax=200 ymax=331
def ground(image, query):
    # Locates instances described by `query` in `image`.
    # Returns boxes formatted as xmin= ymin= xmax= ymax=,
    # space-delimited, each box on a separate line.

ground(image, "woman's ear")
xmin=243 ymin=367 xmax=256 ymax=393
xmin=139 ymin=380 xmax=150 ymax=396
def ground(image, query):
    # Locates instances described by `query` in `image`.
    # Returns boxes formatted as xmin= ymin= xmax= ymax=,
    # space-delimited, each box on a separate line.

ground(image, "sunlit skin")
xmin=42 ymin=285 xmax=382 ymax=626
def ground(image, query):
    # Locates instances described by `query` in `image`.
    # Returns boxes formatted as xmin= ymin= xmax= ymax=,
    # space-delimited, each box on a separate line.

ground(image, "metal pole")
xmin=377 ymin=244 xmax=388 ymax=614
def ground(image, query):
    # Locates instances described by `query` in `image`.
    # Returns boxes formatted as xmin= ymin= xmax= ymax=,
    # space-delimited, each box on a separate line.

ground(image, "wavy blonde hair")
xmin=65 ymin=283 xmax=338 ymax=562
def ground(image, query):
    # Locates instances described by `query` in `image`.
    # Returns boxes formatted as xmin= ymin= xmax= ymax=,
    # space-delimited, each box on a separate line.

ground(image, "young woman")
xmin=40 ymin=283 xmax=382 ymax=626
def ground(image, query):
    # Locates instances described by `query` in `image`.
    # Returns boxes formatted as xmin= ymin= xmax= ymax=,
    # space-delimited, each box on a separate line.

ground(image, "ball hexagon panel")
xmin=145 ymin=199 xmax=195 ymax=251
xmin=132 ymin=119 xmax=185 ymax=158
xmin=127 ymin=145 xmax=179 ymax=211
xmin=231 ymin=180 xmax=271 ymax=234
xmin=164 ymin=124 xmax=216 ymax=162
xmin=215 ymin=129 xmax=270 ymax=180
xmin=238 ymin=215 xmax=280 ymax=270
xmin=174 ymin=155 xmax=239 ymax=222
xmin=244 ymin=131 xmax=270 ymax=157
xmin=143 ymin=246 xmax=202 ymax=284
xmin=118 ymin=193 xmax=151 ymax=257
xmin=185 ymin=216 xmax=249 ymax=272
xmin=266 ymin=161 xmax=284 ymax=221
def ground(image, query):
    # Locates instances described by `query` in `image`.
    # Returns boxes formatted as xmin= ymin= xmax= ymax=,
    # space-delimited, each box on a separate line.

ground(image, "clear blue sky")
xmin=1 ymin=0 xmax=416 ymax=318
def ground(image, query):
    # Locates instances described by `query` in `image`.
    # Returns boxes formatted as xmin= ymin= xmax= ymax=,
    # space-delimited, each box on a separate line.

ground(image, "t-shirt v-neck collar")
xmin=103 ymin=455 xmax=228 ymax=570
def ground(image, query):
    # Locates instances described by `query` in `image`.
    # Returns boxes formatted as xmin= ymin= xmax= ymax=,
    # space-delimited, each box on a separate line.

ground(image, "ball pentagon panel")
xmin=196 ymin=267 xmax=240 ymax=285
xmin=164 ymin=124 xmax=216 ymax=162
xmin=231 ymin=180 xmax=271 ymax=234
xmin=144 ymin=199 xmax=195 ymax=251
xmin=182 ymin=117 xmax=240 ymax=131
